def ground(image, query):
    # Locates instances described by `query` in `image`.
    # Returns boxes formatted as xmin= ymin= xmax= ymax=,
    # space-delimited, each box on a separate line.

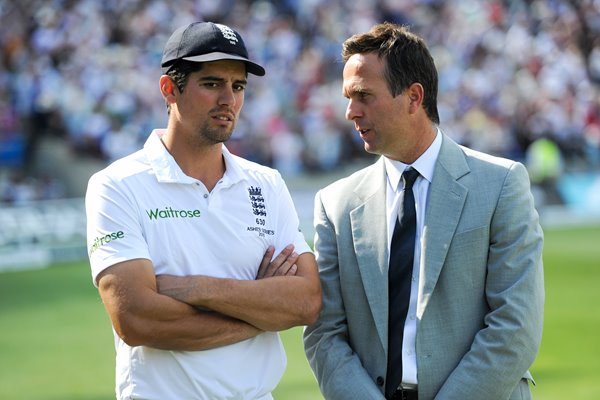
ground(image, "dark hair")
xmin=164 ymin=60 xmax=204 ymax=114
xmin=342 ymin=22 xmax=440 ymax=124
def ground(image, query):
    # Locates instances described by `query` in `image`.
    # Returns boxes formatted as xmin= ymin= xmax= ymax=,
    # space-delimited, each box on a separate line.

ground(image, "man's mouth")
xmin=213 ymin=113 xmax=234 ymax=122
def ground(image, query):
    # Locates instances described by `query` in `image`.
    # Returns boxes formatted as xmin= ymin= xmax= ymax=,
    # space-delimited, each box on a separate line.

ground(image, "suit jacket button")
xmin=376 ymin=376 xmax=384 ymax=386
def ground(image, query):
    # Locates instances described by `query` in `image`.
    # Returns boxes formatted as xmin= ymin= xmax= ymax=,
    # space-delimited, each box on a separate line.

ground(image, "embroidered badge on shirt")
xmin=248 ymin=186 xmax=266 ymax=217
xmin=246 ymin=186 xmax=274 ymax=237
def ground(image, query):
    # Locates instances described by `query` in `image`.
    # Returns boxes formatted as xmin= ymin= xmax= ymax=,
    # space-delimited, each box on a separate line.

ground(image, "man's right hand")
xmin=256 ymin=245 xmax=299 ymax=279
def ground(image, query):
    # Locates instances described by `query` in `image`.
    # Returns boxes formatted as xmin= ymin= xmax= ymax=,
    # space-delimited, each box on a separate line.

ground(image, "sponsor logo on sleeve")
xmin=89 ymin=231 xmax=125 ymax=256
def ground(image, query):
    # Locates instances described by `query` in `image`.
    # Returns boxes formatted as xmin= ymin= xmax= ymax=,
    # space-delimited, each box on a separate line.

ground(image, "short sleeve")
xmin=85 ymin=172 xmax=151 ymax=286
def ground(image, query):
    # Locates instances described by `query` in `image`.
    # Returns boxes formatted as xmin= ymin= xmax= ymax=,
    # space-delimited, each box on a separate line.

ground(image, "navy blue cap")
xmin=161 ymin=22 xmax=265 ymax=76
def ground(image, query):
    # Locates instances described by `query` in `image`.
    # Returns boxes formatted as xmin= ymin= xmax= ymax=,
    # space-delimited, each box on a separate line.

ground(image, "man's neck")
xmin=160 ymin=133 xmax=226 ymax=192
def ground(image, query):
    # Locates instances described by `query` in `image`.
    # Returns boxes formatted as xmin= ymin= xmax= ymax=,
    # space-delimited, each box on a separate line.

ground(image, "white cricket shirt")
xmin=86 ymin=129 xmax=311 ymax=400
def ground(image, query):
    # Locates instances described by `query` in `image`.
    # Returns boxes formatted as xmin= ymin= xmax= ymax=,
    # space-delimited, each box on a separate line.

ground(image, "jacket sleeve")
xmin=304 ymin=190 xmax=386 ymax=400
xmin=435 ymin=162 xmax=545 ymax=399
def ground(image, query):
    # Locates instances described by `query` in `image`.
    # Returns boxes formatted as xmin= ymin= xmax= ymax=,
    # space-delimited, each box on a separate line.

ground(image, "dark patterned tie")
xmin=386 ymin=167 xmax=420 ymax=397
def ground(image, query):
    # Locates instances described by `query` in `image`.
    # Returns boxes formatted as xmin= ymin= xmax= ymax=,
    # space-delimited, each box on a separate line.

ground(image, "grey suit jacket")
xmin=304 ymin=134 xmax=544 ymax=400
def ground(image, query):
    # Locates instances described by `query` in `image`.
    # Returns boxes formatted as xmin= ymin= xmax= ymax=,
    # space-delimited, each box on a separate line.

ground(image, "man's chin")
xmin=363 ymin=143 xmax=379 ymax=155
xmin=203 ymin=127 xmax=234 ymax=145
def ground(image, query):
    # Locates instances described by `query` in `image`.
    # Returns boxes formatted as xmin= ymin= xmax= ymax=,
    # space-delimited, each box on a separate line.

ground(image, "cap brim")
xmin=181 ymin=52 xmax=265 ymax=76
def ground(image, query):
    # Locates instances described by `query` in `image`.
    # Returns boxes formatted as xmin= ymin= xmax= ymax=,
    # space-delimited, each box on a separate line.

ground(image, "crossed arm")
xmin=97 ymin=245 xmax=322 ymax=351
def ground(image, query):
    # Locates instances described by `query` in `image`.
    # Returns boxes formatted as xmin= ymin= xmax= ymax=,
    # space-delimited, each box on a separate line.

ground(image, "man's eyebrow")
xmin=197 ymin=75 xmax=223 ymax=81
xmin=343 ymin=85 xmax=367 ymax=97
xmin=197 ymin=75 xmax=247 ymax=85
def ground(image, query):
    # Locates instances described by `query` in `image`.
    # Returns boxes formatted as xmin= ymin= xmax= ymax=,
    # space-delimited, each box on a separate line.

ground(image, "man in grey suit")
xmin=303 ymin=22 xmax=544 ymax=400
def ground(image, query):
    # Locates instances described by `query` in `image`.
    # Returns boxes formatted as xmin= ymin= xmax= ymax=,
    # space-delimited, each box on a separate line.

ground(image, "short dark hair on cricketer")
xmin=342 ymin=22 xmax=440 ymax=125
xmin=164 ymin=60 xmax=204 ymax=114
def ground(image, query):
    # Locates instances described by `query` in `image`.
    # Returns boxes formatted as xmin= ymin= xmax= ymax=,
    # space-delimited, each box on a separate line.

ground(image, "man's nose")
xmin=218 ymin=86 xmax=236 ymax=106
xmin=345 ymin=99 xmax=361 ymax=121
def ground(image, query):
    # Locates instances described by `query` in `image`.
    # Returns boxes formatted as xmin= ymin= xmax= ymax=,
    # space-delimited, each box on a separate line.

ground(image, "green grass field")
xmin=0 ymin=225 xmax=599 ymax=399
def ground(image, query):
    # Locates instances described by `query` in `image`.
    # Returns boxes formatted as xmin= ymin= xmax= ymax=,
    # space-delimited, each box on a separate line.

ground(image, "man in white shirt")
xmin=86 ymin=21 xmax=321 ymax=400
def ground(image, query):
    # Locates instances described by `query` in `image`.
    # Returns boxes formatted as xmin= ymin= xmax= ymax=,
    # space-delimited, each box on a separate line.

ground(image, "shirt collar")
xmin=220 ymin=145 xmax=246 ymax=187
xmin=144 ymin=129 xmax=246 ymax=186
xmin=384 ymin=127 xmax=442 ymax=191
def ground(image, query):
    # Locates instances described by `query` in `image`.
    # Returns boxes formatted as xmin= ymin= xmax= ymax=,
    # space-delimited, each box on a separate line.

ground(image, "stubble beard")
xmin=195 ymin=119 xmax=236 ymax=147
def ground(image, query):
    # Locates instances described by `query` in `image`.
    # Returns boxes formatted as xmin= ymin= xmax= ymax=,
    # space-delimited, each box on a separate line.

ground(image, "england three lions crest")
xmin=247 ymin=186 xmax=266 ymax=217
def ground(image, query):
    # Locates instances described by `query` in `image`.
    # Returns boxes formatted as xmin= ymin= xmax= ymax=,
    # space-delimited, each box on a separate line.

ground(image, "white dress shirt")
xmin=383 ymin=129 xmax=442 ymax=385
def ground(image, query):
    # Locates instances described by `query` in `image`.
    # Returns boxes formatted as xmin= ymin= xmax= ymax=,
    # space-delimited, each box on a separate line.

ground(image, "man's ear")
xmin=407 ymin=82 xmax=424 ymax=113
xmin=159 ymin=75 xmax=177 ymax=104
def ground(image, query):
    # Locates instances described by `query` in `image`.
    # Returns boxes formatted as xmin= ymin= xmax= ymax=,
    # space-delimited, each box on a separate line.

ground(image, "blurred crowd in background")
xmin=1 ymin=0 xmax=599 ymax=206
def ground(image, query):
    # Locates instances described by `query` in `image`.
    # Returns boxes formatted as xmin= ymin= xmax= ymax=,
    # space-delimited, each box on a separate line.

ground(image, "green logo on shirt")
xmin=89 ymin=231 xmax=125 ymax=256
xmin=146 ymin=207 xmax=201 ymax=220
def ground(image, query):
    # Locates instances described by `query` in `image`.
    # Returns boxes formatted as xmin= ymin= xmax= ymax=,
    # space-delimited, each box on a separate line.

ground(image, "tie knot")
xmin=402 ymin=168 xmax=420 ymax=190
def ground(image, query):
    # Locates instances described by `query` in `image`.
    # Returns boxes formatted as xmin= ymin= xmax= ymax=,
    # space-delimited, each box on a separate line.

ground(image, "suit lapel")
xmin=348 ymin=137 xmax=471 ymax=347
xmin=350 ymin=158 xmax=389 ymax=351
xmin=417 ymin=135 xmax=470 ymax=317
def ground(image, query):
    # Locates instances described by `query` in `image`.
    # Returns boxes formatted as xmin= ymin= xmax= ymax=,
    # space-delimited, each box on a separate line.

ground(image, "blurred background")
xmin=2 ymin=0 xmax=600 ymax=271
xmin=1 ymin=1 xmax=600 ymax=399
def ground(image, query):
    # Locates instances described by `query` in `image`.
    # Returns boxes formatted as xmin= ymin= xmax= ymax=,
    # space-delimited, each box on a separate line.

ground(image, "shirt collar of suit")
xmin=384 ymin=128 xmax=443 ymax=192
